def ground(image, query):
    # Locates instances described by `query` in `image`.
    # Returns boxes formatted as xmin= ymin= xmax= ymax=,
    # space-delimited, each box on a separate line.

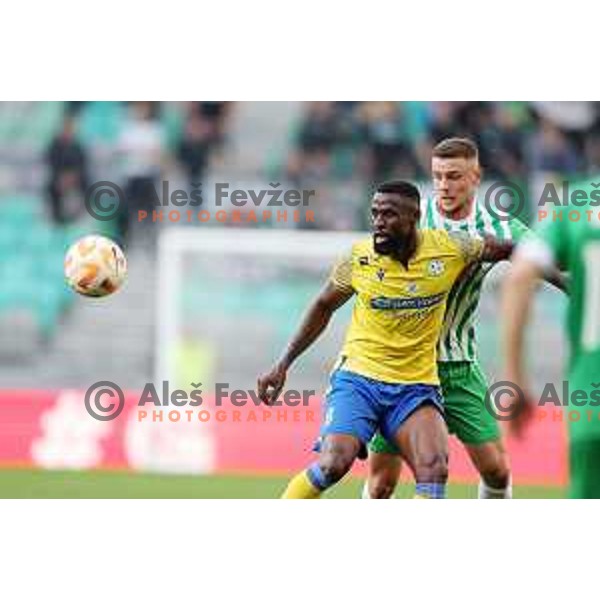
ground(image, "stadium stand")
xmin=0 ymin=101 xmax=598 ymax=388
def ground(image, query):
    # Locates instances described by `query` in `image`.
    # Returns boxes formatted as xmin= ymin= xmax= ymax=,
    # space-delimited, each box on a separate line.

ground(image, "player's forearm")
xmin=278 ymin=299 xmax=335 ymax=370
xmin=481 ymin=235 xmax=514 ymax=263
xmin=501 ymin=260 xmax=540 ymax=381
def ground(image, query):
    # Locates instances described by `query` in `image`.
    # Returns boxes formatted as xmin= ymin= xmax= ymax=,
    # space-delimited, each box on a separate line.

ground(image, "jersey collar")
xmin=431 ymin=195 xmax=478 ymax=226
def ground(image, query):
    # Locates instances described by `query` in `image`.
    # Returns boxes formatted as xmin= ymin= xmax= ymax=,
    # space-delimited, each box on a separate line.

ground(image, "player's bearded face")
xmin=371 ymin=195 xmax=419 ymax=255
xmin=432 ymin=157 xmax=480 ymax=215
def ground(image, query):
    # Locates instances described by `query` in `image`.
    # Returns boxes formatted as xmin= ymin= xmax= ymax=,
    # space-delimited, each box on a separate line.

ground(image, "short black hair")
xmin=375 ymin=180 xmax=420 ymax=204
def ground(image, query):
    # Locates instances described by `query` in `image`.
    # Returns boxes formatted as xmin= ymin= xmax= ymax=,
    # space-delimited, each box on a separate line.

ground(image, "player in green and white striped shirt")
xmin=363 ymin=137 xmax=566 ymax=499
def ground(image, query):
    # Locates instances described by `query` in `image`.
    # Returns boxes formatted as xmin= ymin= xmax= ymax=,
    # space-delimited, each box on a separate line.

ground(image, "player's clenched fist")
xmin=257 ymin=363 xmax=287 ymax=405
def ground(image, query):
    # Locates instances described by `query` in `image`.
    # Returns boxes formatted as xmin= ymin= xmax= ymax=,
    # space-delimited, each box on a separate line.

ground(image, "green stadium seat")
xmin=0 ymin=195 xmax=43 ymax=223
xmin=0 ymin=226 xmax=22 ymax=254
xmin=0 ymin=193 xmax=78 ymax=336
xmin=79 ymin=101 xmax=125 ymax=145
xmin=163 ymin=103 xmax=185 ymax=151
xmin=19 ymin=102 xmax=65 ymax=151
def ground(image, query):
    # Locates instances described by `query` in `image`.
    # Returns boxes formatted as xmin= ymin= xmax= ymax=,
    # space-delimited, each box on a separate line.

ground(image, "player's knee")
xmin=414 ymin=452 xmax=448 ymax=483
xmin=367 ymin=466 xmax=398 ymax=498
xmin=368 ymin=476 xmax=396 ymax=499
xmin=481 ymin=458 xmax=511 ymax=490
xmin=319 ymin=448 xmax=355 ymax=485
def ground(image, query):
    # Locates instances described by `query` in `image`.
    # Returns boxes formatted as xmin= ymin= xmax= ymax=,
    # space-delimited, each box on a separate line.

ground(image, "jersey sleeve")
xmin=516 ymin=218 xmax=567 ymax=271
xmin=508 ymin=217 xmax=534 ymax=243
xmin=329 ymin=253 xmax=354 ymax=294
xmin=538 ymin=218 xmax=568 ymax=266
xmin=445 ymin=230 xmax=484 ymax=266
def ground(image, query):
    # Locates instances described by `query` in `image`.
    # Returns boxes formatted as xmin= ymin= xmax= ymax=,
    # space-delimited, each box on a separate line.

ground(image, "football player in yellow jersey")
xmin=257 ymin=180 xmax=513 ymax=499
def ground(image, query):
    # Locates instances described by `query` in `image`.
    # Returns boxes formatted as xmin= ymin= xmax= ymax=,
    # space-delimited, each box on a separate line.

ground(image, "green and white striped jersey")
xmin=421 ymin=197 xmax=530 ymax=363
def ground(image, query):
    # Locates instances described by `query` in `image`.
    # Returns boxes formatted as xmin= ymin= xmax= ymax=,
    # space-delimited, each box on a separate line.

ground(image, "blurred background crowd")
xmin=0 ymin=101 xmax=594 ymax=385
xmin=286 ymin=101 xmax=600 ymax=183
xmin=2 ymin=101 xmax=599 ymax=236
xmin=281 ymin=101 xmax=600 ymax=228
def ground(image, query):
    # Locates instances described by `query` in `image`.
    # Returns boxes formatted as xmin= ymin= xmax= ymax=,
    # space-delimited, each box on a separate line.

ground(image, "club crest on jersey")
xmin=428 ymin=259 xmax=445 ymax=277
xmin=376 ymin=268 xmax=385 ymax=281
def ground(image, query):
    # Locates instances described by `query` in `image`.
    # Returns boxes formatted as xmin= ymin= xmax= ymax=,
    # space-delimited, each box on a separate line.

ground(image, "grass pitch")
xmin=0 ymin=468 xmax=565 ymax=498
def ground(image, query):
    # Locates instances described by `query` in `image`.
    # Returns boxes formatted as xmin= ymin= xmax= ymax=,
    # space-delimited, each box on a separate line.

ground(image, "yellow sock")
xmin=281 ymin=470 xmax=322 ymax=499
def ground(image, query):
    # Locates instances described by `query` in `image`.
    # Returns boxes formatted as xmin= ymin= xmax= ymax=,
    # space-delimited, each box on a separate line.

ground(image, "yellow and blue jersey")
xmin=330 ymin=229 xmax=483 ymax=385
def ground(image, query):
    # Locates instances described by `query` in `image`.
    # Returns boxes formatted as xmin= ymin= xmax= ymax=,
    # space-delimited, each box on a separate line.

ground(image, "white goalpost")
xmin=155 ymin=228 xmax=364 ymax=390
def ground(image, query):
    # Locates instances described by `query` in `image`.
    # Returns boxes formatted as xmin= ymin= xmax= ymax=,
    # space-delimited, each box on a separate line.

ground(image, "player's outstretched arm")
xmin=501 ymin=254 xmax=544 ymax=438
xmin=480 ymin=234 xmax=569 ymax=293
xmin=257 ymin=281 xmax=354 ymax=405
xmin=480 ymin=234 xmax=514 ymax=263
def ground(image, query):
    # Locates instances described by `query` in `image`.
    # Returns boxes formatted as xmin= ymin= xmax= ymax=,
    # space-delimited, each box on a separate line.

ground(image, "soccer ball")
xmin=64 ymin=235 xmax=127 ymax=297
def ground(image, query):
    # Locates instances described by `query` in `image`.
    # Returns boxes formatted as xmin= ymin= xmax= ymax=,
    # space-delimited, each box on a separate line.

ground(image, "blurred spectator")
xmin=581 ymin=104 xmax=600 ymax=175
xmin=584 ymin=134 xmax=600 ymax=175
xmin=532 ymin=101 xmax=595 ymax=132
xmin=297 ymin=101 xmax=340 ymax=155
xmin=487 ymin=104 xmax=527 ymax=179
xmin=197 ymin=102 xmax=231 ymax=148
xmin=358 ymin=102 xmax=420 ymax=180
xmin=118 ymin=101 xmax=165 ymax=245
xmin=177 ymin=111 xmax=213 ymax=186
xmin=528 ymin=118 xmax=581 ymax=175
xmin=45 ymin=115 xmax=89 ymax=224
xmin=284 ymin=102 xmax=343 ymax=183
xmin=286 ymin=148 xmax=332 ymax=185
xmin=65 ymin=101 xmax=86 ymax=117
xmin=429 ymin=102 xmax=465 ymax=142
xmin=465 ymin=103 xmax=526 ymax=180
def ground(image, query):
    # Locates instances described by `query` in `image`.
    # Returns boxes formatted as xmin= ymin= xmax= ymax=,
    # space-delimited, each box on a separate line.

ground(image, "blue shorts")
xmin=316 ymin=368 xmax=444 ymax=451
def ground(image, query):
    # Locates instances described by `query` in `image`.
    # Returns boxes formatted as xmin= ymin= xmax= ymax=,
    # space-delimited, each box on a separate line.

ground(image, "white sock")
xmin=361 ymin=482 xmax=372 ymax=499
xmin=478 ymin=479 xmax=512 ymax=499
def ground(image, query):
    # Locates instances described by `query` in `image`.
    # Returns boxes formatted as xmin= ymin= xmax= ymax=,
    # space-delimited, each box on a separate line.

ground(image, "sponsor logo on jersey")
xmin=370 ymin=293 xmax=445 ymax=311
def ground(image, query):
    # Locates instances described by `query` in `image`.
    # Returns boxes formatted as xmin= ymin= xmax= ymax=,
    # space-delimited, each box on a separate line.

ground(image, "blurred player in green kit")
xmin=503 ymin=200 xmax=600 ymax=498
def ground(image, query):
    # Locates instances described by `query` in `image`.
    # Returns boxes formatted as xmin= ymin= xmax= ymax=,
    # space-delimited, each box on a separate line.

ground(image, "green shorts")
xmin=569 ymin=437 xmax=600 ymax=498
xmin=566 ymin=375 xmax=600 ymax=498
xmin=368 ymin=360 xmax=501 ymax=454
